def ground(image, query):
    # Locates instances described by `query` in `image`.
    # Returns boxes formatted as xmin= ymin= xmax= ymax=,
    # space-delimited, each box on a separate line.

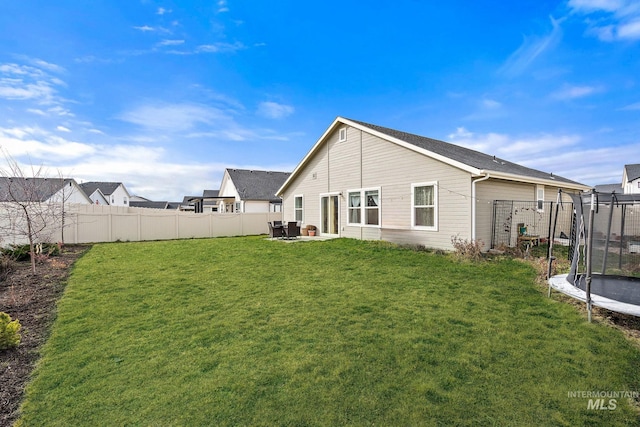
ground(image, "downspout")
xmin=471 ymin=173 xmax=491 ymax=241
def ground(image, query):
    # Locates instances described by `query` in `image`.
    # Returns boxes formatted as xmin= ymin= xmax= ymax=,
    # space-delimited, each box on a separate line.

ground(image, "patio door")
xmin=321 ymin=194 xmax=339 ymax=236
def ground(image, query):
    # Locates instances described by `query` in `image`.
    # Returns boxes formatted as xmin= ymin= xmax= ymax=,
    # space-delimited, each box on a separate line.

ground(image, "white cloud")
xmin=0 ymin=62 xmax=66 ymax=105
xmin=56 ymin=126 xmax=71 ymax=132
xmin=133 ymin=25 xmax=155 ymax=32
xmin=196 ymin=42 xmax=245 ymax=53
xmin=570 ymin=0 xmax=640 ymax=41
xmin=617 ymin=19 xmax=640 ymax=39
xmin=620 ymin=101 xmax=640 ymax=110
xmin=118 ymin=102 xmax=230 ymax=132
xmin=257 ymin=101 xmax=295 ymax=119
xmin=499 ymin=16 xmax=562 ymax=77
xmin=444 ymin=126 xmax=640 ymax=186
xmin=217 ymin=0 xmax=229 ymax=13
xmin=157 ymin=39 xmax=185 ymax=46
xmin=551 ymin=84 xmax=601 ymax=100
xmin=157 ymin=7 xmax=172 ymax=15
xmin=0 ymin=126 xmax=95 ymax=160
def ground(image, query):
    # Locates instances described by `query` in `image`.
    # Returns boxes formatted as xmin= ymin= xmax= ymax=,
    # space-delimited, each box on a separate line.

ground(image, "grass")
xmin=18 ymin=237 xmax=640 ymax=426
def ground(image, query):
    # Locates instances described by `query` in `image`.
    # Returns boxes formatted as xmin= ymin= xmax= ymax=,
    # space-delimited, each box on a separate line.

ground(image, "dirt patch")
xmin=0 ymin=245 xmax=88 ymax=427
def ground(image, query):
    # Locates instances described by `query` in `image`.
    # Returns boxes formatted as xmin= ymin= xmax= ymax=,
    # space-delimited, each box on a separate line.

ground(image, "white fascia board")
xmin=478 ymin=170 xmax=592 ymax=191
xmin=277 ymin=117 xmax=345 ymax=196
xmin=338 ymin=117 xmax=482 ymax=176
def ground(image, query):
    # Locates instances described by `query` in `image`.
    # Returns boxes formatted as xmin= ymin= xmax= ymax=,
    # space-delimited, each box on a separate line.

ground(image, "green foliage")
xmin=18 ymin=237 xmax=640 ymax=426
xmin=0 ymin=312 xmax=21 ymax=350
xmin=1 ymin=243 xmax=60 ymax=262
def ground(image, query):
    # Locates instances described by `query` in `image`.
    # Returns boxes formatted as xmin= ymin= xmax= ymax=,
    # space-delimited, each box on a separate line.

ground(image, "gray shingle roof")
xmin=203 ymin=190 xmax=219 ymax=198
xmin=226 ymin=169 xmax=291 ymax=201
xmin=130 ymin=201 xmax=169 ymax=209
xmin=0 ymin=177 xmax=72 ymax=202
xmin=594 ymin=183 xmax=622 ymax=193
xmin=79 ymin=181 xmax=122 ymax=197
xmin=348 ymin=119 xmax=585 ymax=186
xmin=625 ymin=164 xmax=640 ymax=182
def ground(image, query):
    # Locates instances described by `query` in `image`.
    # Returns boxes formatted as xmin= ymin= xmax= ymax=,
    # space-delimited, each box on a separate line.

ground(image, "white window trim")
xmin=338 ymin=127 xmax=347 ymax=142
xmin=536 ymin=185 xmax=544 ymax=212
xmin=411 ymin=181 xmax=438 ymax=231
xmin=294 ymin=194 xmax=304 ymax=222
xmin=347 ymin=187 xmax=381 ymax=228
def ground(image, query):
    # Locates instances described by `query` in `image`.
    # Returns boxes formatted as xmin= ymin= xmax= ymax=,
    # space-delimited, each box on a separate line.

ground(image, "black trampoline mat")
xmin=574 ymin=274 xmax=640 ymax=306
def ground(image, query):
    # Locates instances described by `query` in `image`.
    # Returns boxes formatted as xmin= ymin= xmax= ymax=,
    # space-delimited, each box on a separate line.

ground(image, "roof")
xmin=130 ymin=201 xmax=169 ymax=209
xmin=624 ymin=164 xmax=640 ymax=182
xmin=594 ymin=183 xmax=622 ymax=193
xmin=226 ymin=169 xmax=291 ymax=202
xmin=279 ymin=117 xmax=590 ymax=194
xmin=0 ymin=177 xmax=74 ymax=202
xmin=203 ymin=190 xmax=219 ymax=198
xmin=79 ymin=181 xmax=124 ymax=197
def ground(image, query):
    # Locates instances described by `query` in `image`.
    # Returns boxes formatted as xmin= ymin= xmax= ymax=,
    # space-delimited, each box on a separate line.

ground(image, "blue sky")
xmin=0 ymin=0 xmax=639 ymax=201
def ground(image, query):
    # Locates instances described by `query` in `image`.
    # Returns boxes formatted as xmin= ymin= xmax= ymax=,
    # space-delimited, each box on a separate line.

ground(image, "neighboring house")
xmin=596 ymin=164 xmax=640 ymax=195
xmin=130 ymin=200 xmax=170 ymax=209
xmin=277 ymin=117 xmax=591 ymax=251
xmin=0 ymin=177 xmax=92 ymax=205
xmin=80 ymin=182 xmax=131 ymax=206
xmin=217 ymin=169 xmax=291 ymax=213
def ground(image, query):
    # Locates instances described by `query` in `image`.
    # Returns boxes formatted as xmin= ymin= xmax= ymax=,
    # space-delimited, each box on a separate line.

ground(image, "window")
xmin=347 ymin=188 xmax=380 ymax=226
xmin=364 ymin=190 xmax=379 ymax=225
xmin=412 ymin=182 xmax=437 ymax=230
xmin=536 ymin=185 xmax=544 ymax=211
xmin=294 ymin=195 xmax=303 ymax=221
xmin=338 ymin=127 xmax=347 ymax=142
xmin=348 ymin=192 xmax=361 ymax=224
xmin=235 ymin=201 xmax=242 ymax=213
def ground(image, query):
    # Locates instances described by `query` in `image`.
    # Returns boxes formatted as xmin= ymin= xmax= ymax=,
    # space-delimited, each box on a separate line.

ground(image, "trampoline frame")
xmin=547 ymin=190 xmax=640 ymax=320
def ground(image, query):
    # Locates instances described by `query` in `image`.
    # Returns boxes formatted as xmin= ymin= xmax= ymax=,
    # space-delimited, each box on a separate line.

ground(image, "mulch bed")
xmin=0 ymin=245 xmax=88 ymax=427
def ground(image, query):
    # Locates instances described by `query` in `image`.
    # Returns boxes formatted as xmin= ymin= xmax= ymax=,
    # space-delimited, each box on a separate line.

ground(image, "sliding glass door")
xmin=321 ymin=194 xmax=339 ymax=236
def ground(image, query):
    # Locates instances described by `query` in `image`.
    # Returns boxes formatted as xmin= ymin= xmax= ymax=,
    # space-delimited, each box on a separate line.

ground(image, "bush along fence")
xmin=491 ymin=200 xmax=575 ymax=253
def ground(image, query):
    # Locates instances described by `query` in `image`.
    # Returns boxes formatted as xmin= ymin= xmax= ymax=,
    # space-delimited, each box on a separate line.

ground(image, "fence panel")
xmin=0 ymin=204 xmax=283 ymax=245
xmin=491 ymin=200 xmax=575 ymax=249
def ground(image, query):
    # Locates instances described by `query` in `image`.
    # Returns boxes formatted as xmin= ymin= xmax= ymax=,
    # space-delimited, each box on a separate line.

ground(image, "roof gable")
xmin=278 ymin=117 xmax=589 ymax=194
xmin=79 ymin=181 xmax=127 ymax=197
xmin=624 ymin=164 xmax=640 ymax=182
xmin=226 ymin=169 xmax=291 ymax=201
xmin=0 ymin=177 xmax=74 ymax=202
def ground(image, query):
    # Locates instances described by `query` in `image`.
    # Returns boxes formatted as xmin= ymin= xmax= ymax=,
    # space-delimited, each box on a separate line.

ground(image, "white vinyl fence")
xmin=1 ymin=204 xmax=283 ymax=245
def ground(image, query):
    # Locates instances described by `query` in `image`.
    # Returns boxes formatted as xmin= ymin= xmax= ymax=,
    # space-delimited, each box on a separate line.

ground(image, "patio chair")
xmin=268 ymin=222 xmax=284 ymax=239
xmin=284 ymin=221 xmax=300 ymax=239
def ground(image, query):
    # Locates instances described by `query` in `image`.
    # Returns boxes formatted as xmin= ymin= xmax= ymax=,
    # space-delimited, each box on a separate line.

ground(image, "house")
xmin=0 ymin=177 xmax=92 ymax=204
xmin=217 ymin=169 xmax=291 ymax=213
xmin=596 ymin=164 xmax=640 ymax=194
xmin=276 ymin=117 xmax=591 ymax=250
xmin=79 ymin=182 xmax=131 ymax=206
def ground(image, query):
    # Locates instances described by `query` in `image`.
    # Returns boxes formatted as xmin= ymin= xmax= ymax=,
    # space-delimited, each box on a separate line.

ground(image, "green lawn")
xmin=18 ymin=237 xmax=640 ymax=426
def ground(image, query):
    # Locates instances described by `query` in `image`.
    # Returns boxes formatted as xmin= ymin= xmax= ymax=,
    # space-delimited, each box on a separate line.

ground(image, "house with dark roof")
xmin=79 ymin=182 xmax=131 ymax=206
xmin=218 ymin=169 xmax=291 ymax=213
xmin=277 ymin=117 xmax=590 ymax=250
xmin=0 ymin=177 xmax=91 ymax=204
xmin=595 ymin=164 xmax=640 ymax=195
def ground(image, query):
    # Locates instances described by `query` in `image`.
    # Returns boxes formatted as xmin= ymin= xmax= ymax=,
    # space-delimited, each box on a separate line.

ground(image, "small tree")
xmin=0 ymin=149 xmax=70 ymax=272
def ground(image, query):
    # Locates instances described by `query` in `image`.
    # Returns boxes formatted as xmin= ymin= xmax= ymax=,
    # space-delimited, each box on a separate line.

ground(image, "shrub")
xmin=2 ymin=242 xmax=60 ymax=262
xmin=0 ymin=254 xmax=16 ymax=281
xmin=450 ymin=235 xmax=484 ymax=261
xmin=0 ymin=312 xmax=21 ymax=350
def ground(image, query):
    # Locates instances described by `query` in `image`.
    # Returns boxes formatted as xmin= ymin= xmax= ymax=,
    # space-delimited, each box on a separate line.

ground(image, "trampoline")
xmin=548 ymin=190 xmax=640 ymax=319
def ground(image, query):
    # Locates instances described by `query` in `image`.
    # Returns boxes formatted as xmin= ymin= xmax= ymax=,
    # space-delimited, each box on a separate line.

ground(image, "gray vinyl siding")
xmin=283 ymin=126 xmax=473 ymax=250
xmin=475 ymin=181 xmax=578 ymax=248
